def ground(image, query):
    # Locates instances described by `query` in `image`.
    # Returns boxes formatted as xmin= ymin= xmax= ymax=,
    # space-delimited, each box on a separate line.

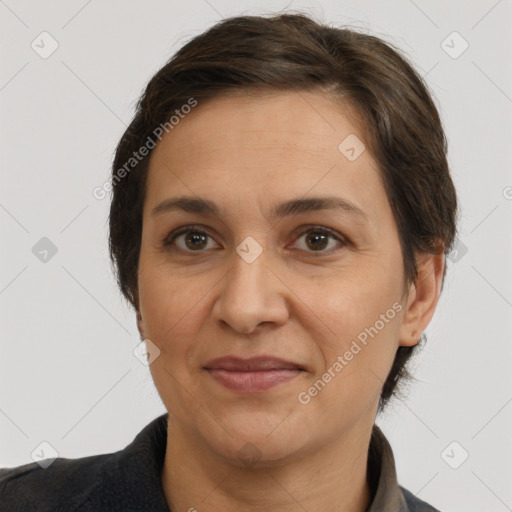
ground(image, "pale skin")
xmin=135 ymin=89 xmax=445 ymax=512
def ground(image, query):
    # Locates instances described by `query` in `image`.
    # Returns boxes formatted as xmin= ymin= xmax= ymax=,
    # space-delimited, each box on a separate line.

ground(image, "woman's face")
xmin=136 ymin=90 xmax=433 ymax=465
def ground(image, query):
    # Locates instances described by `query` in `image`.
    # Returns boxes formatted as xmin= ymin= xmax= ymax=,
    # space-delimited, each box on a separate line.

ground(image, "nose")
xmin=211 ymin=249 xmax=290 ymax=335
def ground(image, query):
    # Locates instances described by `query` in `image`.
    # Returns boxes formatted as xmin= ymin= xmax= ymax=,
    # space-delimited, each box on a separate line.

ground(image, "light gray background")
xmin=1 ymin=1 xmax=511 ymax=510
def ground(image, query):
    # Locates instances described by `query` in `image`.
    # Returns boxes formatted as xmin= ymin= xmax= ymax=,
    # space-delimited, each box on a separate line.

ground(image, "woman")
xmin=0 ymin=12 xmax=458 ymax=511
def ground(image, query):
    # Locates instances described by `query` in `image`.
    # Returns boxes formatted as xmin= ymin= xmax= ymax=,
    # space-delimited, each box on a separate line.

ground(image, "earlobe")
xmin=398 ymin=251 xmax=445 ymax=347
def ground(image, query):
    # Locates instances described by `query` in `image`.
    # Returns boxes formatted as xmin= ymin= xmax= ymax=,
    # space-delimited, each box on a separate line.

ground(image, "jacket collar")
xmin=90 ymin=414 xmax=410 ymax=511
xmin=367 ymin=424 xmax=410 ymax=511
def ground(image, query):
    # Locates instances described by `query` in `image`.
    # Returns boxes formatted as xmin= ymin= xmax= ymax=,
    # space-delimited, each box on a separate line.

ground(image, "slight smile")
xmin=203 ymin=356 xmax=306 ymax=393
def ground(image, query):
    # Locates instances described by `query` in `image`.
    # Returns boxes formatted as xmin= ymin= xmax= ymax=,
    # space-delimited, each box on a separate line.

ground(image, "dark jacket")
xmin=0 ymin=414 xmax=441 ymax=511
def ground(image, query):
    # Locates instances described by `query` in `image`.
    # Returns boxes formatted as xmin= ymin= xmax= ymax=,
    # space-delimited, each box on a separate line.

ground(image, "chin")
xmin=214 ymin=435 xmax=305 ymax=469
xmin=201 ymin=412 xmax=311 ymax=467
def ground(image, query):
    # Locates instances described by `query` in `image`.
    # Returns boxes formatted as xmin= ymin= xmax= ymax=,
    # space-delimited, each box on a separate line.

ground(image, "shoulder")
xmin=0 ymin=453 xmax=110 ymax=511
xmin=400 ymin=485 xmax=442 ymax=512
xmin=0 ymin=414 xmax=169 ymax=512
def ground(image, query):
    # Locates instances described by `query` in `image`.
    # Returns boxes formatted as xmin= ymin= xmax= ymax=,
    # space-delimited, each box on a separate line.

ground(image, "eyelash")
xmin=162 ymin=224 xmax=349 ymax=256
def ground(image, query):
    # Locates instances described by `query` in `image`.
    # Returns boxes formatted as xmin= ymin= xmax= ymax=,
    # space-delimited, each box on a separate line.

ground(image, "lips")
xmin=204 ymin=356 xmax=305 ymax=372
xmin=203 ymin=356 xmax=306 ymax=392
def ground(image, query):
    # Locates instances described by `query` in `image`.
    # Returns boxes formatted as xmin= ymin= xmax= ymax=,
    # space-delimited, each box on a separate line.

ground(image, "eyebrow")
xmin=151 ymin=195 xmax=368 ymax=222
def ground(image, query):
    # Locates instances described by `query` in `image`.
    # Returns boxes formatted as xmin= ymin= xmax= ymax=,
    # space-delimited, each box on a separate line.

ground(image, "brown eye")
xmin=291 ymin=226 xmax=347 ymax=254
xmin=183 ymin=231 xmax=208 ymax=250
xmin=164 ymin=227 xmax=220 ymax=252
xmin=305 ymin=232 xmax=329 ymax=251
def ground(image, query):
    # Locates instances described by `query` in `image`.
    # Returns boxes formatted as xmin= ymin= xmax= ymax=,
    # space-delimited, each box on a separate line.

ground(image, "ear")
xmin=398 ymin=251 xmax=445 ymax=347
xmin=133 ymin=288 xmax=145 ymax=341
xmin=136 ymin=310 xmax=145 ymax=341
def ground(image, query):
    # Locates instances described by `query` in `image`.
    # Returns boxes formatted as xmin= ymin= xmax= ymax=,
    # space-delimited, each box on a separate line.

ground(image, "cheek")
xmin=310 ymin=267 xmax=402 ymax=392
xmin=317 ymin=265 xmax=397 ymax=337
xmin=140 ymin=266 xmax=212 ymax=413
xmin=138 ymin=261 xmax=206 ymax=349
xmin=302 ymin=310 xmax=400 ymax=426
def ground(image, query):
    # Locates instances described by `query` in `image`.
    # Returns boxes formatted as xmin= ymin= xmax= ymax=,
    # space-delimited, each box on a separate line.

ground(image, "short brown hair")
xmin=108 ymin=12 xmax=459 ymax=414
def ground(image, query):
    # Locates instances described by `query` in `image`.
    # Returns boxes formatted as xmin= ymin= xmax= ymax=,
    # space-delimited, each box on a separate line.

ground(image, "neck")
xmin=161 ymin=420 xmax=374 ymax=512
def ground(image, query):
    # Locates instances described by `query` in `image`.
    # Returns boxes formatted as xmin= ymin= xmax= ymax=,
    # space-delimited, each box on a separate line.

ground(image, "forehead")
xmin=155 ymin=90 xmax=363 ymax=155
xmin=144 ymin=90 xmax=388 ymax=228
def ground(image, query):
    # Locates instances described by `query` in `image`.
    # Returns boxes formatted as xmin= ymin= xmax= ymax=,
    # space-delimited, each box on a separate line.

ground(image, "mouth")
xmin=203 ymin=356 xmax=306 ymax=393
